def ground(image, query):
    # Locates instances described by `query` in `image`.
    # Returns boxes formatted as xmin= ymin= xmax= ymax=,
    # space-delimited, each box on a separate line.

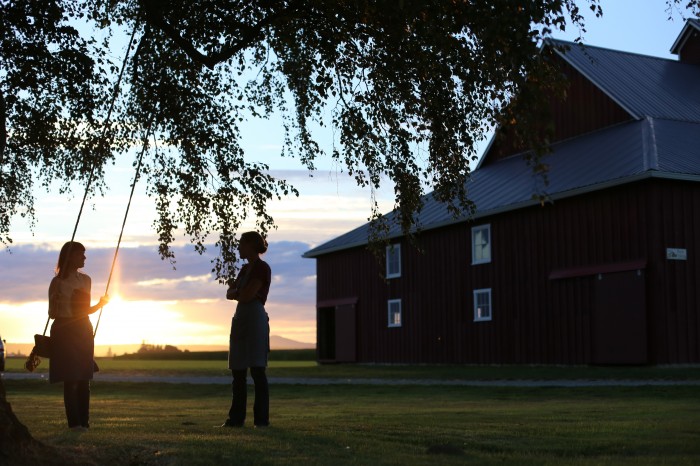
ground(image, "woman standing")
xmin=223 ymin=231 xmax=271 ymax=428
xmin=48 ymin=241 xmax=109 ymax=432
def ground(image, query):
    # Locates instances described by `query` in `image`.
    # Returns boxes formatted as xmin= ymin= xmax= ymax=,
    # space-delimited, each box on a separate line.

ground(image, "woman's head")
xmin=56 ymin=241 xmax=86 ymax=277
xmin=239 ymin=231 xmax=268 ymax=255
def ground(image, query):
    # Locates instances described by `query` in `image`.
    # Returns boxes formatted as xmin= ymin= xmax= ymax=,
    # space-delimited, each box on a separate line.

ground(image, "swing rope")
xmin=93 ymin=114 xmax=155 ymax=336
xmin=41 ymin=19 xmax=150 ymax=338
xmin=26 ymin=19 xmax=155 ymax=373
xmin=70 ymin=21 xmax=140 ymax=244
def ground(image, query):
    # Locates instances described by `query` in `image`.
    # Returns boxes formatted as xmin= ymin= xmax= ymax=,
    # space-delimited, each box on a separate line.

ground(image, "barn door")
xmin=334 ymin=304 xmax=357 ymax=362
xmin=591 ymin=269 xmax=647 ymax=364
xmin=317 ymin=306 xmax=336 ymax=362
xmin=317 ymin=302 xmax=356 ymax=363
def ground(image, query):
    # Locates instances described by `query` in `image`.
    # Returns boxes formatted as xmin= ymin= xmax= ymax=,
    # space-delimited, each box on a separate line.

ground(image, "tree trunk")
xmin=0 ymin=378 xmax=60 ymax=465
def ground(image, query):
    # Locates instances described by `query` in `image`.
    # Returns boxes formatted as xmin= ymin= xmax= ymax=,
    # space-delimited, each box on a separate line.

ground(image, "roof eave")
xmin=302 ymin=170 xmax=700 ymax=259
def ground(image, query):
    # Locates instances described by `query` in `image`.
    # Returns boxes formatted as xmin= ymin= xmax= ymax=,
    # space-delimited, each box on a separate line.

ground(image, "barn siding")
xmin=646 ymin=179 xmax=700 ymax=363
xmin=484 ymin=56 xmax=632 ymax=165
xmin=315 ymin=179 xmax=700 ymax=364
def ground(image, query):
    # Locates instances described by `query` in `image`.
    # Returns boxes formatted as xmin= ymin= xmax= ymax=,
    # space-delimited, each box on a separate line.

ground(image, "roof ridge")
xmin=547 ymin=37 xmax=679 ymax=63
xmin=641 ymin=117 xmax=660 ymax=171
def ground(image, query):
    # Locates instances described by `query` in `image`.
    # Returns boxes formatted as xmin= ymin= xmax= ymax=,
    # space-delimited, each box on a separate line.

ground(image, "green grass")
xmin=5 ymin=379 xmax=700 ymax=465
xmin=6 ymin=356 xmax=700 ymax=380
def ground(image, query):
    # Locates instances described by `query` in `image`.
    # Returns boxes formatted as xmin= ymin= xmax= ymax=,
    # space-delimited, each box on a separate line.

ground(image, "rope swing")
xmin=25 ymin=18 xmax=158 ymax=373
xmin=39 ymin=18 xmax=151 ymax=341
xmin=93 ymin=115 xmax=155 ymax=336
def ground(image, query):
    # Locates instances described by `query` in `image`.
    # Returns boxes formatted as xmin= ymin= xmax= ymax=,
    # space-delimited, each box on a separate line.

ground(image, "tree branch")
xmin=0 ymin=92 xmax=5 ymax=165
xmin=141 ymin=1 xmax=304 ymax=69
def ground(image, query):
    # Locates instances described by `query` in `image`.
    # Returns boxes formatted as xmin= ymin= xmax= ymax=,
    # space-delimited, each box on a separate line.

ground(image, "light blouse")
xmin=48 ymin=272 xmax=91 ymax=318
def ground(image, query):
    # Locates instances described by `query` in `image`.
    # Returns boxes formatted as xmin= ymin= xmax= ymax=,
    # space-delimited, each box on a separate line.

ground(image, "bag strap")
xmin=43 ymin=315 xmax=51 ymax=336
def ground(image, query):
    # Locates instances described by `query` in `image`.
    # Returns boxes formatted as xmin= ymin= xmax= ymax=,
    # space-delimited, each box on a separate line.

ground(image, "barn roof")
xmin=548 ymin=38 xmax=700 ymax=121
xmin=303 ymin=33 xmax=700 ymax=259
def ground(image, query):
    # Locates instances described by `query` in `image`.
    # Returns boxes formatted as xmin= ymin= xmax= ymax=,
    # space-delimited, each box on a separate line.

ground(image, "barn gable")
xmin=481 ymin=36 xmax=700 ymax=166
xmin=670 ymin=18 xmax=700 ymax=64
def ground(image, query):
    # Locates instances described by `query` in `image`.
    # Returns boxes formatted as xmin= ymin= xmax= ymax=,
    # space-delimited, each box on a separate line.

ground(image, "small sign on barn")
xmin=666 ymin=248 xmax=688 ymax=261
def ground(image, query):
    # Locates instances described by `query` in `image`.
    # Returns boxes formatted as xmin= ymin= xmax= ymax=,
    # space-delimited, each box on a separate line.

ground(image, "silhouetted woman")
xmin=223 ymin=231 xmax=271 ymax=428
xmin=48 ymin=241 xmax=108 ymax=431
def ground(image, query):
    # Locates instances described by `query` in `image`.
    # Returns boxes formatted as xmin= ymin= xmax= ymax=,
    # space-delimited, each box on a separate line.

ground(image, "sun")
xmin=91 ymin=293 xmax=180 ymax=346
xmin=90 ymin=293 xmax=227 ymax=348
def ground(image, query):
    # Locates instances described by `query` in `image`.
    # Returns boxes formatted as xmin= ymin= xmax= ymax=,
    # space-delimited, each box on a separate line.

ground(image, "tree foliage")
xmin=1 ymin=0 xmax=697 ymax=280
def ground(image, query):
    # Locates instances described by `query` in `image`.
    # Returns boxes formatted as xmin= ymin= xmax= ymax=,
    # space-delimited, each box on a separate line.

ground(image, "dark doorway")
xmin=317 ymin=303 xmax=357 ymax=363
xmin=317 ymin=307 xmax=335 ymax=361
xmin=591 ymin=269 xmax=647 ymax=364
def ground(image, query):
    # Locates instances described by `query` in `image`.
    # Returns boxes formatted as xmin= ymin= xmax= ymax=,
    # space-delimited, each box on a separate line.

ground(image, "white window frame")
xmin=388 ymin=299 xmax=402 ymax=328
xmin=471 ymin=224 xmax=492 ymax=265
xmin=473 ymin=288 xmax=492 ymax=322
xmin=386 ymin=244 xmax=402 ymax=279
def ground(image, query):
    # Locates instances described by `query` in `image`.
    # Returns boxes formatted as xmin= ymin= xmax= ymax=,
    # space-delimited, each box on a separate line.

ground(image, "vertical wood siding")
xmin=315 ymin=179 xmax=700 ymax=364
xmin=484 ymin=56 xmax=632 ymax=166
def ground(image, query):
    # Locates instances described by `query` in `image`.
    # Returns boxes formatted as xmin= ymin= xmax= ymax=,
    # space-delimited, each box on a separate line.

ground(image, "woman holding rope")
xmin=48 ymin=241 xmax=109 ymax=432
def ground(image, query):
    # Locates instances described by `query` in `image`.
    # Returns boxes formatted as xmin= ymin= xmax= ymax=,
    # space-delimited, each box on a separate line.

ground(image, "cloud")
xmin=0 ymin=241 xmax=316 ymax=303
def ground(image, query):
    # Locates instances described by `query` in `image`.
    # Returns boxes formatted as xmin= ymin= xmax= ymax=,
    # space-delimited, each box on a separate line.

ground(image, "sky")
xmin=0 ymin=1 xmax=696 ymax=353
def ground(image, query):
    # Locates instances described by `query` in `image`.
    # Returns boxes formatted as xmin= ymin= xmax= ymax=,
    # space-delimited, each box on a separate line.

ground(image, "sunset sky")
xmin=1 ymin=1 xmax=695 ymax=352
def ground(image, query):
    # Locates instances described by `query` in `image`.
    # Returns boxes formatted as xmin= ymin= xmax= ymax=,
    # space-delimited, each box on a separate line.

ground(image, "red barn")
xmin=303 ymin=20 xmax=700 ymax=365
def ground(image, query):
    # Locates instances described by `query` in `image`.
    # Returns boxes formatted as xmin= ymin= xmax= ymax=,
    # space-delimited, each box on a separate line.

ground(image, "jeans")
xmin=64 ymin=380 xmax=90 ymax=428
xmin=228 ymin=367 xmax=269 ymax=426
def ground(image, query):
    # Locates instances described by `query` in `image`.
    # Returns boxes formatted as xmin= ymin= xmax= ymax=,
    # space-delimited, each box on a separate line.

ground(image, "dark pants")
xmin=64 ymin=380 xmax=90 ymax=428
xmin=228 ymin=367 xmax=269 ymax=426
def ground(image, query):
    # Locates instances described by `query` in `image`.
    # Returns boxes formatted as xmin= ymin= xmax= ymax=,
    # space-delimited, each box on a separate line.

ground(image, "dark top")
xmin=238 ymin=260 xmax=271 ymax=305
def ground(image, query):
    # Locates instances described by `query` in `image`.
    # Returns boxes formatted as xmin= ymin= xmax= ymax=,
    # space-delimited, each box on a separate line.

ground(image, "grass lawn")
xmin=4 ymin=377 xmax=700 ymax=465
xmin=5 ymin=356 xmax=700 ymax=380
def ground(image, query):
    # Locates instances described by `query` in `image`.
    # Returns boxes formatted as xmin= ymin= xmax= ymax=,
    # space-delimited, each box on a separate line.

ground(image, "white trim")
xmin=388 ymin=299 xmax=402 ymax=328
xmin=473 ymin=288 xmax=492 ymax=322
xmin=386 ymin=244 xmax=402 ymax=278
xmin=471 ymin=224 xmax=492 ymax=265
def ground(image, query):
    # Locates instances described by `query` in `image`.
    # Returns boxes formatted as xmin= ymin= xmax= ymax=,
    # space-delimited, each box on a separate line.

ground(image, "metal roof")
xmin=549 ymin=38 xmax=700 ymax=122
xmin=303 ymin=32 xmax=700 ymax=259
xmin=303 ymin=117 xmax=700 ymax=258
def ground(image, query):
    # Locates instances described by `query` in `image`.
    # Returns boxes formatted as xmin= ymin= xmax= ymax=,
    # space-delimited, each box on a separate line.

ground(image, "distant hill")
xmin=4 ymin=335 xmax=314 ymax=358
xmin=270 ymin=335 xmax=315 ymax=350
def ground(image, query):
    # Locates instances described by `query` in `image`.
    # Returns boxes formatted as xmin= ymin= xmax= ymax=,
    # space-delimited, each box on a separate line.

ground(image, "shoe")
xmin=254 ymin=423 xmax=270 ymax=428
xmin=70 ymin=426 xmax=88 ymax=433
xmin=220 ymin=420 xmax=244 ymax=428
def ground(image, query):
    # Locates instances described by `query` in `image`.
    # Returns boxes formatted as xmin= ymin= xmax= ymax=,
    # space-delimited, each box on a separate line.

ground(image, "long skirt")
xmin=49 ymin=317 xmax=95 ymax=384
xmin=228 ymin=300 xmax=270 ymax=370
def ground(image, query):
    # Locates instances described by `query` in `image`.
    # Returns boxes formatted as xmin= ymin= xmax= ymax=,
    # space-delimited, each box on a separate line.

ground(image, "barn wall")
xmin=646 ymin=179 xmax=700 ymax=363
xmin=484 ymin=55 xmax=632 ymax=165
xmin=314 ymin=179 xmax=700 ymax=364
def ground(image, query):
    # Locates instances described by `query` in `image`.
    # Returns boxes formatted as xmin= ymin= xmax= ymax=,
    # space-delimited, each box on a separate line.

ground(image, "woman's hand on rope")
xmin=97 ymin=294 xmax=110 ymax=309
xmin=73 ymin=290 xmax=109 ymax=316
xmin=87 ymin=294 xmax=110 ymax=315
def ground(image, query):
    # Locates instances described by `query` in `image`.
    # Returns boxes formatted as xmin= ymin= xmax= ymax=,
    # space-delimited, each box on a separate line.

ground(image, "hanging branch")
xmin=140 ymin=0 xmax=305 ymax=68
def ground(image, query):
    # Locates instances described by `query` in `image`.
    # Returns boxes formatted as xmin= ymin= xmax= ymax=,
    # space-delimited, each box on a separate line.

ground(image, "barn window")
xmin=471 ymin=224 xmax=491 ymax=264
xmin=473 ymin=289 xmax=492 ymax=322
xmin=386 ymin=244 xmax=402 ymax=278
xmin=388 ymin=299 xmax=402 ymax=327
